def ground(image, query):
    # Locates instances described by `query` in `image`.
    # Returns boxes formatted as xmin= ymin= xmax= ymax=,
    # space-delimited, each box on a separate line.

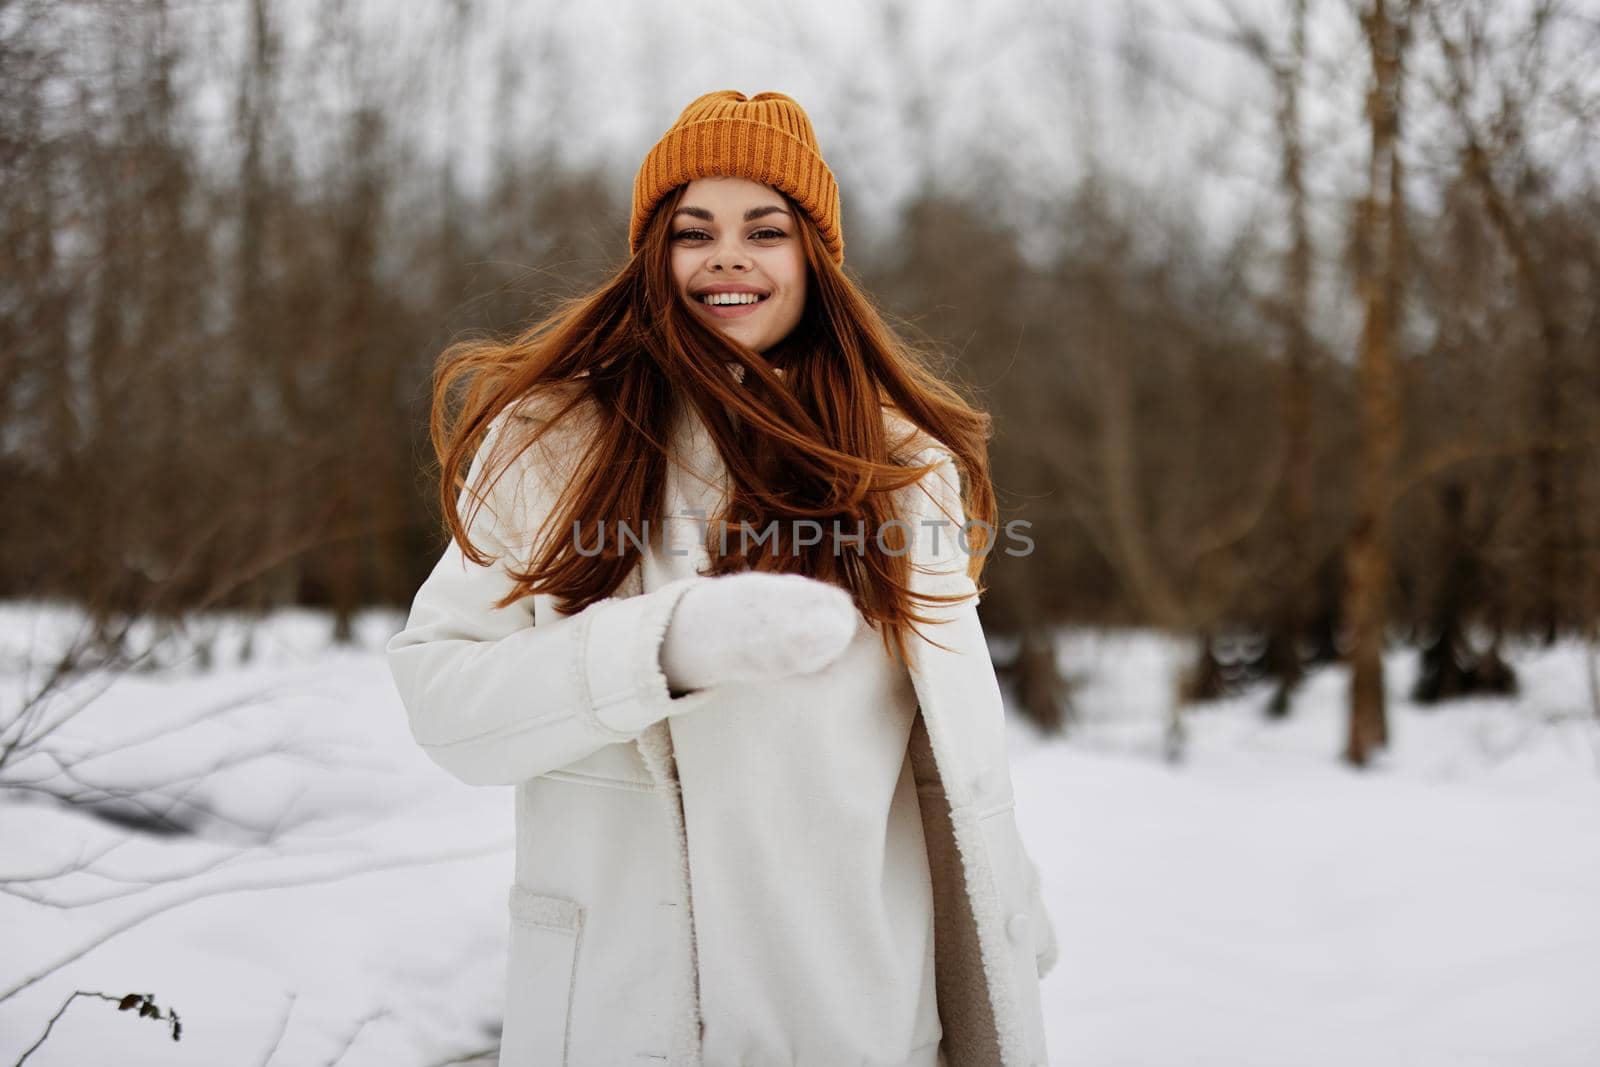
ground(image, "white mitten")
xmin=659 ymin=571 xmax=860 ymax=693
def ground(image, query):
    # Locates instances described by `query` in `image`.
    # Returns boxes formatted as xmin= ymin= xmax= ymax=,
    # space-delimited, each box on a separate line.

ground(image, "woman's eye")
xmin=751 ymin=228 xmax=787 ymax=240
xmin=672 ymin=229 xmax=709 ymax=241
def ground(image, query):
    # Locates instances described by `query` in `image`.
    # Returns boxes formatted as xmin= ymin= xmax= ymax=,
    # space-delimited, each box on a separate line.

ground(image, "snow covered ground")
xmin=2 ymin=605 xmax=1597 ymax=1065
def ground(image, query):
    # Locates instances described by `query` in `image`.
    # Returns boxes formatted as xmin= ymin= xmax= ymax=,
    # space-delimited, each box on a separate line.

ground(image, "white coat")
xmin=386 ymin=383 xmax=1057 ymax=1066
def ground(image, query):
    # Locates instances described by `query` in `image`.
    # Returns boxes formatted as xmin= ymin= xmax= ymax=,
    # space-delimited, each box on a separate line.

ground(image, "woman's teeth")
xmin=701 ymin=293 xmax=766 ymax=305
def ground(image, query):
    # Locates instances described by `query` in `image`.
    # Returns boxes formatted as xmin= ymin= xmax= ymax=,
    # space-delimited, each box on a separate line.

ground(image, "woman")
xmin=387 ymin=89 xmax=1056 ymax=1067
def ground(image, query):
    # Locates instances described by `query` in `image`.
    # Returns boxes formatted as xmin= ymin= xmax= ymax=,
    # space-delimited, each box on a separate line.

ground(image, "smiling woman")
xmin=388 ymin=89 xmax=1055 ymax=1067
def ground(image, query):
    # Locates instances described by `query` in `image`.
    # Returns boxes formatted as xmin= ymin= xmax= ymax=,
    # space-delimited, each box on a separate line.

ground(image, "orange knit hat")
xmin=631 ymin=89 xmax=844 ymax=265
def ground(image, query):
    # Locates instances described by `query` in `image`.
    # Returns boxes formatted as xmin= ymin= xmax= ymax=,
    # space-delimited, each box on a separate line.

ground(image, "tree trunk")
xmin=1344 ymin=0 xmax=1411 ymax=767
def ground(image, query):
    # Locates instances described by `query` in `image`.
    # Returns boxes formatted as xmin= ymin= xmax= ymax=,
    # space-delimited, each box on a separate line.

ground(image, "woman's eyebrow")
xmin=671 ymin=205 xmax=793 ymax=222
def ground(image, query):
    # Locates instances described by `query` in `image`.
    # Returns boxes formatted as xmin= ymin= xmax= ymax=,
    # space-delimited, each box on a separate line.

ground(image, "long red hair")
xmin=430 ymin=183 xmax=995 ymax=663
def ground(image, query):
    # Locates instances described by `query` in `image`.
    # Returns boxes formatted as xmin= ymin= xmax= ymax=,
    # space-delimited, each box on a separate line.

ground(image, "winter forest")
xmin=2 ymin=0 xmax=1598 ymax=1063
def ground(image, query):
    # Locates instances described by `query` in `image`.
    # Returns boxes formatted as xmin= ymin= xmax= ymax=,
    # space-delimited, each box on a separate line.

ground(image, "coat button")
xmin=1007 ymin=912 xmax=1030 ymax=945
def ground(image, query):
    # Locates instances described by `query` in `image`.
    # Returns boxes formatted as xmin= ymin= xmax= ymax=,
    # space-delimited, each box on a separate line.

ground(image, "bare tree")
xmin=1344 ymin=0 xmax=1416 ymax=767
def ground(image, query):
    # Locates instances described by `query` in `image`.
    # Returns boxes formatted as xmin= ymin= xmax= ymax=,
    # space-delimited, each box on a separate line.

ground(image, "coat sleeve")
xmin=385 ymin=411 xmax=719 ymax=787
xmin=914 ymin=445 xmax=1060 ymax=980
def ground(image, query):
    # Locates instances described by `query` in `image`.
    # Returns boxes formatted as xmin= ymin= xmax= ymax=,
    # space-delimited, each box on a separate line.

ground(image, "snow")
xmin=2 ymin=606 xmax=1597 ymax=1065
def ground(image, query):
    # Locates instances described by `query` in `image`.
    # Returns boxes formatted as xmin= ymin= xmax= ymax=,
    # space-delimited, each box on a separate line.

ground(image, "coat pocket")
xmin=500 ymin=885 xmax=584 ymax=1067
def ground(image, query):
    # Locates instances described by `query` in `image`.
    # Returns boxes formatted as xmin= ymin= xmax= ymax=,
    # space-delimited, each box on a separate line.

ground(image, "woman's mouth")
xmin=695 ymin=292 xmax=769 ymax=319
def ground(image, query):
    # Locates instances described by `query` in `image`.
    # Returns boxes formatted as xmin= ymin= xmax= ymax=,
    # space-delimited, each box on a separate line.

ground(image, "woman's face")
xmin=669 ymin=176 xmax=808 ymax=354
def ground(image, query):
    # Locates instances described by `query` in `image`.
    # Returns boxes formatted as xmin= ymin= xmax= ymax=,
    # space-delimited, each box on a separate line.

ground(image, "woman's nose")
xmin=708 ymin=240 xmax=752 ymax=272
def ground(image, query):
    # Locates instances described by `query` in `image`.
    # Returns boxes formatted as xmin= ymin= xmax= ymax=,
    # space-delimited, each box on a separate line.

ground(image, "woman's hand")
xmin=659 ymin=571 xmax=859 ymax=693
